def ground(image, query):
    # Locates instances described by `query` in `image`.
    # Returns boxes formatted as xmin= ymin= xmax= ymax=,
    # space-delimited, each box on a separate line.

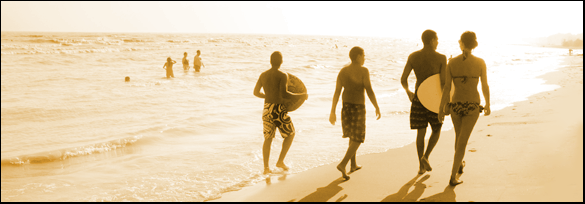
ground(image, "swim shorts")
xmin=166 ymin=68 xmax=174 ymax=78
xmin=341 ymin=102 xmax=366 ymax=143
xmin=194 ymin=65 xmax=201 ymax=72
xmin=448 ymin=101 xmax=483 ymax=116
xmin=263 ymin=103 xmax=295 ymax=139
xmin=410 ymin=93 xmax=442 ymax=131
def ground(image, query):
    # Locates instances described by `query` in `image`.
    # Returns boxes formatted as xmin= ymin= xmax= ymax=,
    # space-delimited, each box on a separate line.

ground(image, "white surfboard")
xmin=417 ymin=74 xmax=454 ymax=113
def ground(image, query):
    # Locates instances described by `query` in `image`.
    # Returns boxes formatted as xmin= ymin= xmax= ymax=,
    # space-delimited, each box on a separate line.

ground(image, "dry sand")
xmin=212 ymin=55 xmax=583 ymax=202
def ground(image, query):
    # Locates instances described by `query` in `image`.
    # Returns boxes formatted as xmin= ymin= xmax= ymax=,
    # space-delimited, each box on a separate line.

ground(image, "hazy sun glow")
xmin=1 ymin=1 xmax=583 ymax=43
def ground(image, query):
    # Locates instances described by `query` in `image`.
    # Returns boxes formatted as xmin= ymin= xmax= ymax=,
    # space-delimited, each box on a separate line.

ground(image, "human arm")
xmin=400 ymin=56 xmax=414 ymax=102
xmin=163 ymin=62 xmax=167 ymax=70
xmin=364 ymin=68 xmax=381 ymax=120
xmin=438 ymin=63 xmax=453 ymax=123
xmin=480 ymin=59 xmax=490 ymax=116
xmin=253 ymin=74 xmax=265 ymax=98
xmin=330 ymin=72 xmax=343 ymax=125
xmin=440 ymin=55 xmax=447 ymax=90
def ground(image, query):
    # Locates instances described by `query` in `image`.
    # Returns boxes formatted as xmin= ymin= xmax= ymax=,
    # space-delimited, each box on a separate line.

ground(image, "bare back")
xmin=408 ymin=48 xmax=447 ymax=90
xmin=339 ymin=65 xmax=367 ymax=104
xmin=258 ymin=69 xmax=288 ymax=104
xmin=448 ymin=54 xmax=486 ymax=103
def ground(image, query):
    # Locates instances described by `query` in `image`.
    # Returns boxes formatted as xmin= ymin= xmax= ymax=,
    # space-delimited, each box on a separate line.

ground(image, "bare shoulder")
xmin=360 ymin=66 xmax=370 ymax=74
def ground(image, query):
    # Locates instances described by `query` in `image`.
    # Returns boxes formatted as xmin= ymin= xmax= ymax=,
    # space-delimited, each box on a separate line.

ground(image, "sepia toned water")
xmin=0 ymin=31 xmax=571 ymax=201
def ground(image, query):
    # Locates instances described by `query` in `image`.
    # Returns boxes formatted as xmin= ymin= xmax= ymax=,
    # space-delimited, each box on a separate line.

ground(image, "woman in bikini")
xmin=163 ymin=57 xmax=176 ymax=78
xmin=438 ymin=31 xmax=491 ymax=186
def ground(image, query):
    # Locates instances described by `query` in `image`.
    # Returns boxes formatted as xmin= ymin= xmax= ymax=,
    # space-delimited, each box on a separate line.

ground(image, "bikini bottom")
xmin=448 ymin=101 xmax=483 ymax=116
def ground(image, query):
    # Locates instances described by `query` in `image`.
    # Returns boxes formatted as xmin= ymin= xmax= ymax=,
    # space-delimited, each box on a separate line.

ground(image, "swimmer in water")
xmin=193 ymin=50 xmax=205 ymax=72
xmin=182 ymin=52 xmax=189 ymax=71
xmin=163 ymin=57 xmax=176 ymax=78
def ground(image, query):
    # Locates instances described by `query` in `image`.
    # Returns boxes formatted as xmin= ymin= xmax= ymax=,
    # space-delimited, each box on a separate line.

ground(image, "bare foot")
xmin=421 ymin=157 xmax=432 ymax=171
xmin=349 ymin=165 xmax=362 ymax=173
xmin=458 ymin=161 xmax=465 ymax=174
xmin=337 ymin=165 xmax=350 ymax=180
xmin=418 ymin=166 xmax=427 ymax=174
xmin=449 ymin=177 xmax=463 ymax=186
xmin=276 ymin=163 xmax=289 ymax=171
xmin=263 ymin=167 xmax=272 ymax=174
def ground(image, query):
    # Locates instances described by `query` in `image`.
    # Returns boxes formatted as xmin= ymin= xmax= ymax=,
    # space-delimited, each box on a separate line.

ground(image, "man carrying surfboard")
xmin=400 ymin=29 xmax=447 ymax=174
xmin=253 ymin=51 xmax=308 ymax=174
xmin=330 ymin=46 xmax=381 ymax=180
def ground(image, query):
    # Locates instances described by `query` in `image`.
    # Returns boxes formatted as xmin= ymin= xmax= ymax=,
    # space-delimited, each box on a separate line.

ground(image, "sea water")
xmin=0 ymin=31 xmax=571 ymax=201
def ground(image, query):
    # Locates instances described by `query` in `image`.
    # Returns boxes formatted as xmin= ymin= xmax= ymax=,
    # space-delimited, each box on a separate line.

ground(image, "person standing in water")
xmin=330 ymin=46 xmax=381 ymax=180
xmin=438 ymin=31 xmax=491 ymax=186
xmin=193 ymin=50 xmax=205 ymax=72
xmin=253 ymin=51 xmax=308 ymax=174
xmin=182 ymin=52 xmax=189 ymax=71
xmin=400 ymin=29 xmax=447 ymax=174
xmin=163 ymin=57 xmax=176 ymax=78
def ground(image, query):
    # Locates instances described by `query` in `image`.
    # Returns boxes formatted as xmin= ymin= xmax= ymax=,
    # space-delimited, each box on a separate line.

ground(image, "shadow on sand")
xmin=381 ymin=174 xmax=429 ymax=202
xmin=418 ymin=185 xmax=457 ymax=202
xmin=294 ymin=178 xmax=347 ymax=202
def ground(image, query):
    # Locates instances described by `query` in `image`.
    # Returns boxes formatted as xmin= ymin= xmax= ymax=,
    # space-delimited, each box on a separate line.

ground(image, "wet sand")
xmin=211 ymin=55 xmax=583 ymax=202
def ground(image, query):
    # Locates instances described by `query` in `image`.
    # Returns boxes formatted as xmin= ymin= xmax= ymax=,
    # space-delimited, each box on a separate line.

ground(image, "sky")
xmin=1 ymin=1 xmax=583 ymax=43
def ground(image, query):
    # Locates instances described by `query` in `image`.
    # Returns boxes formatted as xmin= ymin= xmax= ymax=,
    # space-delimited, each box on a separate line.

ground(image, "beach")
xmin=0 ymin=31 xmax=579 ymax=201
xmin=212 ymin=55 xmax=583 ymax=202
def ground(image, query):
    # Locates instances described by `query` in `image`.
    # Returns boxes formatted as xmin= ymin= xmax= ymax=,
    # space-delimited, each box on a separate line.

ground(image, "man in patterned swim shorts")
xmin=329 ymin=46 xmax=381 ymax=180
xmin=253 ymin=51 xmax=308 ymax=174
xmin=400 ymin=29 xmax=447 ymax=174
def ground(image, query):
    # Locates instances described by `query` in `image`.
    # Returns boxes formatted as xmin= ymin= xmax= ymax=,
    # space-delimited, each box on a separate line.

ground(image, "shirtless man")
xmin=253 ymin=51 xmax=308 ymax=174
xmin=182 ymin=52 xmax=189 ymax=71
xmin=193 ymin=50 xmax=205 ymax=72
xmin=330 ymin=46 xmax=381 ymax=180
xmin=400 ymin=29 xmax=447 ymax=174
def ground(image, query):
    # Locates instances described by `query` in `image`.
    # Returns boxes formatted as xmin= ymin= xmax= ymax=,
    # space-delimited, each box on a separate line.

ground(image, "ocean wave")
xmin=0 ymin=135 xmax=143 ymax=165
xmin=0 ymin=47 xmax=163 ymax=55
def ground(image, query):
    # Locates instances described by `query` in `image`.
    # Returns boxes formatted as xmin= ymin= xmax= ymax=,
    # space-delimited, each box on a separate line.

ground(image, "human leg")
xmin=421 ymin=128 xmax=441 ymax=172
xmin=276 ymin=132 xmax=295 ymax=170
xmin=262 ymin=103 xmax=278 ymax=174
xmin=424 ymin=111 xmax=443 ymax=160
xmin=262 ymin=137 xmax=273 ymax=174
xmin=349 ymin=139 xmax=362 ymax=173
xmin=416 ymin=127 xmax=428 ymax=173
xmin=449 ymin=110 xmax=480 ymax=185
xmin=337 ymin=140 xmax=361 ymax=180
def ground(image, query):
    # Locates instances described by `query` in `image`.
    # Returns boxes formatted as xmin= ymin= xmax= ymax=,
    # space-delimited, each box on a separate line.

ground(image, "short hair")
xmin=421 ymin=29 xmax=437 ymax=46
xmin=197 ymin=50 xmax=201 ymax=54
xmin=125 ymin=76 xmax=130 ymax=82
xmin=184 ymin=52 xmax=187 ymax=55
xmin=349 ymin=46 xmax=364 ymax=62
xmin=460 ymin=31 xmax=478 ymax=50
xmin=270 ymin=51 xmax=282 ymax=66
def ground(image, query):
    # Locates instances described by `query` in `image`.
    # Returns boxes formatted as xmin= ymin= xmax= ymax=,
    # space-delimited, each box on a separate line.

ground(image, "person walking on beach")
xmin=400 ymin=29 xmax=447 ymax=174
xmin=163 ymin=57 xmax=176 ymax=78
xmin=330 ymin=46 xmax=381 ymax=180
xmin=438 ymin=31 xmax=491 ymax=186
xmin=182 ymin=52 xmax=189 ymax=71
xmin=193 ymin=50 xmax=205 ymax=72
xmin=253 ymin=51 xmax=308 ymax=174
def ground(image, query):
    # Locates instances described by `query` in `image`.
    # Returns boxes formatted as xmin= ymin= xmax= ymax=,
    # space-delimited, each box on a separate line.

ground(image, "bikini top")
xmin=452 ymin=76 xmax=478 ymax=83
